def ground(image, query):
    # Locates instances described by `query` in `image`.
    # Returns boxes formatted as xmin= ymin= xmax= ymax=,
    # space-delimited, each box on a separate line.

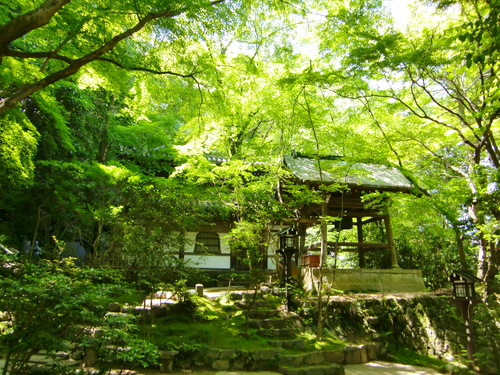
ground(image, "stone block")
xmin=282 ymin=340 xmax=305 ymax=350
xmin=280 ymin=354 xmax=304 ymax=367
xmin=294 ymin=341 xmax=306 ymax=350
xmin=325 ymin=364 xmax=344 ymax=375
xmin=232 ymin=356 xmax=247 ymax=370
xmin=253 ymin=348 xmax=282 ymax=360
xmin=278 ymin=328 xmax=297 ymax=337
xmin=246 ymin=310 xmax=267 ymax=319
xmin=159 ymin=351 xmax=178 ymax=360
xmin=343 ymin=346 xmax=361 ymax=365
xmin=195 ymin=284 xmax=203 ymax=297
xmin=376 ymin=343 xmax=387 ymax=359
xmin=176 ymin=357 xmax=191 ymax=370
xmin=206 ymin=349 xmax=220 ymax=359
xmin=278 ymin=365 xmax=303 ymax=375
xmin=323 ymin=350 xmax=344 ymax=364
xmin=268 ymin=310 xmax=280 ymax=318
xmin=218 ymin=349 xmax=235 ymax=359
xmin=303 ymin=366 xmax=325 ymax=375
xmin=84 ymin=347 xmax=98 ymax=367
xmin=269 ymin=340 xmax=283 ymax=347
xmin=159 ymin=350 xmax=178 ymax=373
xmin=271 ymin=319 xmax=288 ymax=329
xmin=249 ymin=320 xmax=262 ymax=329
xmin=71 ymin=350 xmax=84 ymax=360
xmin=359 ymin=345 xmax=368 ymax=363
xmin=255 ymin=359 xmax=273 ymax=371
xmin=212 ymin=359 xmax=230 ymax=371
xmin=304 ymin=352 xmax=325 ymax=365
xmin=364 ymin=343 xmax=378 ymax=361
xmin=255 ymin=300 xmax=268 ymax=308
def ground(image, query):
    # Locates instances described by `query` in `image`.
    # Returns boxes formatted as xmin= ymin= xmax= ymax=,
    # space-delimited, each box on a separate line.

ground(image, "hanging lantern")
xmin=449 ymin=270 xmax=481 ymax=300
xmin=277 ymin=226 xmax=298 ymax=250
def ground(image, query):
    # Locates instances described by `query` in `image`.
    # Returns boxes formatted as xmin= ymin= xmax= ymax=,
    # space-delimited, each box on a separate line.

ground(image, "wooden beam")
xmin=361 ymin=217 xmax=382 ymax=225
xmin=291 ymin=211 xmax=385 ymax=220
xmin=307 ymin=242 xmax=389 ymax=250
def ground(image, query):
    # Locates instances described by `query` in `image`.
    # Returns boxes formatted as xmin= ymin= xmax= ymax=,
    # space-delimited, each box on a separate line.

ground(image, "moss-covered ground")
xmin=110 ymin=289 xmax=455 ymax=373
xmin=136 ymin=292 xmax=344 ymax=354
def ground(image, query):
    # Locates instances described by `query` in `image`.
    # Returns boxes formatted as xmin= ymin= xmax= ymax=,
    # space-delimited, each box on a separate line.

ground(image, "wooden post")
xmin=298 ymin=221 xmax=306 ymax=269
xmin=321 ymin=200 xmax=328 ymax=266
xmin=357 ymin=217 xmax=365 ymax=269
xmin=451 ymin=299 xmax=478 ymax=365
xmin=384 ymin=215 xmax=399 ymax=268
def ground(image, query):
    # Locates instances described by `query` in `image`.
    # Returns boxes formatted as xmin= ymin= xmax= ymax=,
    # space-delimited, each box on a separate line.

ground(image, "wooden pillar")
xmin=451 ymin=299 xmax=478 ymax=366
xmin=297 ymin=221 xmax=306 ymax=268
xmin=320 ymin=199 xmax=329 ymax=266
xmin=357 ymin=217 xmax=365 ymax=269
xmin=384 ymin=215 xmax=399 ymax=268
xmin=179 ymin=229 xmax=185 ymax=260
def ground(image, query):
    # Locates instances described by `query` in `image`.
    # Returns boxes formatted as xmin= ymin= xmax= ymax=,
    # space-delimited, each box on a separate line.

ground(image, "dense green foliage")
xmin=0 ymin=256 xmax=157 ymax=374
xmin=1 ymin=0 xmax=498 ymax=285
xmin=0 ymin=0 xmax=500 ymax=284
xmin=1 ymin=0 xmax=500 ymax=371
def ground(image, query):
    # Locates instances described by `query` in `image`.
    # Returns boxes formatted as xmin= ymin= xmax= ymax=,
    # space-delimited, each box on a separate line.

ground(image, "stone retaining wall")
xmin=323 ymin=295 xmax=464 ymax=361
xmin=303 ymin=268 xmax=426 ymax=293
xmin=174 ymin=344 xmax=386 ymax=372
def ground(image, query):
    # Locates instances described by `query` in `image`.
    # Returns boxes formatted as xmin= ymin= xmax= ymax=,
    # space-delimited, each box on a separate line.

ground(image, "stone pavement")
xmin=215 ymin=362 xmax=443 ymax=375
xmin=344 ymin=361 xmax=443 ymax=375
xmin=0 ymin=361 xmax=443 ymax=374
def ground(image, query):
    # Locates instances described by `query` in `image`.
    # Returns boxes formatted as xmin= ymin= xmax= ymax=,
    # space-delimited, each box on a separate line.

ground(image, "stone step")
xmin=278 ymin=344 xmax=382 ymax=366
xmin=249 ymin=318 xmax=288 ymax=329
xmin=244 ymin=309 xmax=280 ymax=319
xmin=280 ymin=352 xmax=326 ymax=367
xmin=278 ymin=363 xmax=344 ymax=375
xmin=235 ymin=300 xmax=270 ymax=310
xmin=268 ymin=339 xmax=306 ymax=350
xmin=257 ymin=328 xmax=297 ymax=338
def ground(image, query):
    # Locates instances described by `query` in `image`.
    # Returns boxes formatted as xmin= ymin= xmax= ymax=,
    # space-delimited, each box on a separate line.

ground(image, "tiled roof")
xmin=284 ymin=155 xmax=413 ymax=191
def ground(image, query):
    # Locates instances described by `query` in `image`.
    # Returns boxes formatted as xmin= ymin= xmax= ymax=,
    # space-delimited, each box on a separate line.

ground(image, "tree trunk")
xmin=454 ymin=228 xmax=468 ymax=270
xmin=98 ymin=96 xmax=115 ymax=164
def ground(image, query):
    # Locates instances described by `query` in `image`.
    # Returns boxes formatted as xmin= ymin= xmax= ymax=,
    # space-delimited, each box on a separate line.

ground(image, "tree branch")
xmin=0 ymin=0 xmax=225 ymax=114
xmin=0 ymin=0 xmax=71 ymax=56
xmin=95 ymin=57 xmax=202 ymax=77
xmin=4 ymin=50 xmax=203 ymax=77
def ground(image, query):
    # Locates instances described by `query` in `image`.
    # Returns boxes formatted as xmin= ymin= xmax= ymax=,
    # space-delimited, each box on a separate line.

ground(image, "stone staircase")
xmin=231 ymin=290 xmax=385 ymax=375
xmin=278 ymin=351 xmax=344 ymax=375
xmin=235 ymin=293 xmax=300 ymax=339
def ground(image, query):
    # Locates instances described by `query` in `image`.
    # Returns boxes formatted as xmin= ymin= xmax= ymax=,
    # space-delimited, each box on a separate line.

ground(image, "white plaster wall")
xmin=185 ymin=255 xmax=231 ymax=269
xmin=267 ymin=256 xmax=276 ymax=270
xmin=184 ymin=231 xmax=277 ymax=270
